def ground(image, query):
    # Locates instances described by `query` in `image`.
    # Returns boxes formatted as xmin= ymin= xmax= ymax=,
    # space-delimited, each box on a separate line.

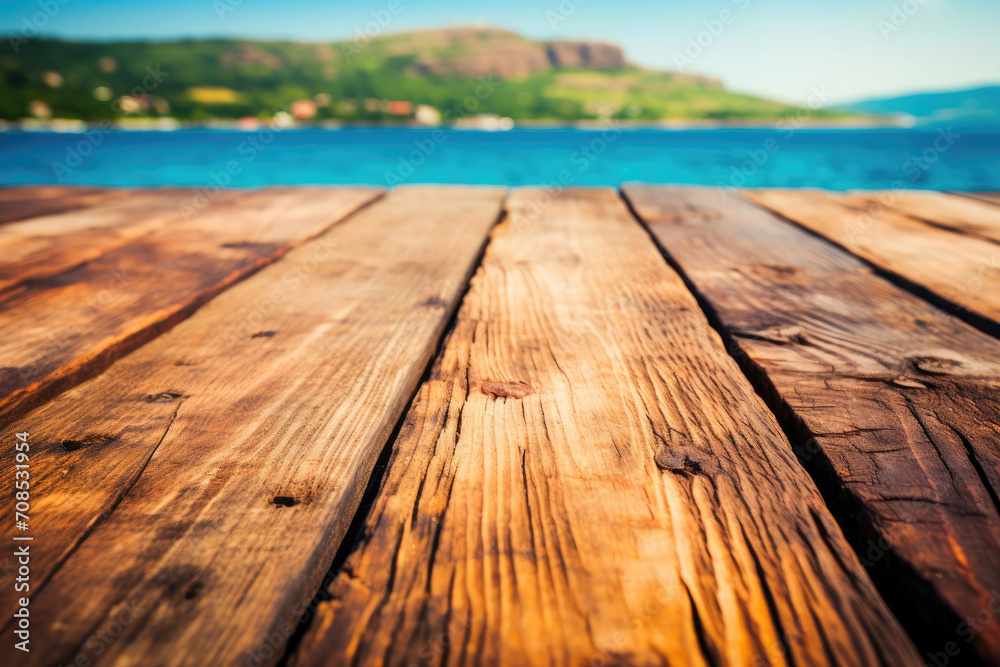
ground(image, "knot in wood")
xmin=144 ymin=391 xmax=184 ymax=403
xmin=654 ymin=451 xmax=718 ymax=476
xmin=481 ymin=380 xmax=534 ymax=399
xmin=910 ymin=355 xmax=963 ymax=376
xmin=61 ymin=433 xmax=116 ymax=452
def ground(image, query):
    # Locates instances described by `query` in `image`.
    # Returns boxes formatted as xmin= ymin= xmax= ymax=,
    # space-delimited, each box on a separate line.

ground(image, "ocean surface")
xmin=1 ymin=126 xmax=998 ymax=190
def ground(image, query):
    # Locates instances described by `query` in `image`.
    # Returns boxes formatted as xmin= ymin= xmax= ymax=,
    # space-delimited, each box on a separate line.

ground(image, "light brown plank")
xmin=0 ymin=186 xmax=126 ymax=224
xmin=0 ymin=186 xmax=505 ymax=667
xmin=0 ymin=186 xmax=381 ymax=429
xmin=294 ymin=188 xmax=919 ymax=667
xmin=843 ymin=190 xmax=1000 ymax=245
xmin=744 ymin=188 xmax=1000 ymax=331
xmin=625 ymin=185 xmax=1000 ymax=664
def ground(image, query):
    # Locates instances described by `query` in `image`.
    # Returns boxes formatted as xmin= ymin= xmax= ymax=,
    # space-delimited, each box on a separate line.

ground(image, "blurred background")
xmin=1 ymin=0 xmax=997 ymax=188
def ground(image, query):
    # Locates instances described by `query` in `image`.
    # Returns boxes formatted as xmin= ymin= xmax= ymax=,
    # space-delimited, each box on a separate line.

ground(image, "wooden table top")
xmin=2 ymin=185 xmax=999 ymax=667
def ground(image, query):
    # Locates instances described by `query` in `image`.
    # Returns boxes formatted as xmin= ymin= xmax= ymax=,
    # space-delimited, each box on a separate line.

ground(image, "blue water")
xmin=1 ymin=126 xmax=998 ymax=190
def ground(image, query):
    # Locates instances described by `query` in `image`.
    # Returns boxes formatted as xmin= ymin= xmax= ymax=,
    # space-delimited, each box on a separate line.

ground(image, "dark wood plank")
xmin=0 ymin=186 xmax=505 ymax=667
xmin=294 ymin=188 xmax=920 ymax=667
xmin=0 ymin=186 xmax=126 ymax=224
xmin=842 ymin=190 xmax=1000 ymax=245
xmin=745 ymin=188 xmax=1000 ymax=331
xmin=0 ymin=187 xmax=381 ymax=429
xmin=625 ymin=185 xmax=1000 ymax=664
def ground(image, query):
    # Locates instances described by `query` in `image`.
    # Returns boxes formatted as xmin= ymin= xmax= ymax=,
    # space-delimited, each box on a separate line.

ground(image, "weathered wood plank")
xmin=0 ymin=186 xmax=505 ymax=667
xmin=744 ymin=188 xmax=1000 ymax=330
xmin=0 ymin=187 xmax=381 ymax=429
xmin=842 ymin=190 xmax=1000 ymax=245
xmin=625 ymin=185 xmax=1000 ymax=664
xmin=0 ymin=186 xmax=125 ymax=224
xmin=0 ymin=188 xmax=322 ymax=294
xmin=294 ymin=188 xmax=919 ymax=667
xmin=0 ymin=188 xmax=244 ymax=293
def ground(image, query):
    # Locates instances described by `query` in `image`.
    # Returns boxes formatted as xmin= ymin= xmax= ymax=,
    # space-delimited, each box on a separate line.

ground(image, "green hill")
xmin=1 ymin=27 xmax=854 ymax=124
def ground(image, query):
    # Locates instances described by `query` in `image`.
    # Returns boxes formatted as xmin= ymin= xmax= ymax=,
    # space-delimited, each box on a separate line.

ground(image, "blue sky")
xmin=2 ymin=0 xmax=998 ymax=104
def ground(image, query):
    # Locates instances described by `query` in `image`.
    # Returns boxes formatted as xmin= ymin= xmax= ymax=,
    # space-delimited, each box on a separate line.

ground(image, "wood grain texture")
xmin=842 ymin=190 xmax=1000 ymax=245
xmin=0 ymin=187 xmax=244 ymax=293
xmin=0 ymin=186 xmax=505 ymax=667
xmin=0 ymin=186 xmax=381 ymax=429
xmin=744 ymin=188 xmax=1000 ymax=330
xmin=625 ymin=185 xmax=1000 ymax=664
xmin=0 ymin=186 xmax=126 ymax=224
xmin=294 ymin=188 xmax=920 ymax=667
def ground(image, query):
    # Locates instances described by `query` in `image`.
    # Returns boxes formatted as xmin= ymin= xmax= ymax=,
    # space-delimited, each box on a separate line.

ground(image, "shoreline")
xmin=0 ymin=117 xmax=915 ymax=133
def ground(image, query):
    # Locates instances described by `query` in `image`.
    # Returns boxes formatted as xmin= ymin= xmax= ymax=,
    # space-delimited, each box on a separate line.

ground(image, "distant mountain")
xmin=0 ymin=27 xmax=857 ymax=124
xmin=835 ymin=85 xmax=1000 ymax=124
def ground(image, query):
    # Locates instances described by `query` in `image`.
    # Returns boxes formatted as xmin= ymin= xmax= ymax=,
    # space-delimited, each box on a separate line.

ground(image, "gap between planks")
xmin=837 ymin=190 xmax=1000 ymax=246
xmin=743 ymin=188 xmax=1000 ymax=340
xmin=275 ymin=217 xmax=500 ymax=667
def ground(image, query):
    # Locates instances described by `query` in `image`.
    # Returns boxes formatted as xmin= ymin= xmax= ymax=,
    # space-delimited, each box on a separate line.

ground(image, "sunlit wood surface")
xmin=2 ymin=184 xmax=999 ymax=666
